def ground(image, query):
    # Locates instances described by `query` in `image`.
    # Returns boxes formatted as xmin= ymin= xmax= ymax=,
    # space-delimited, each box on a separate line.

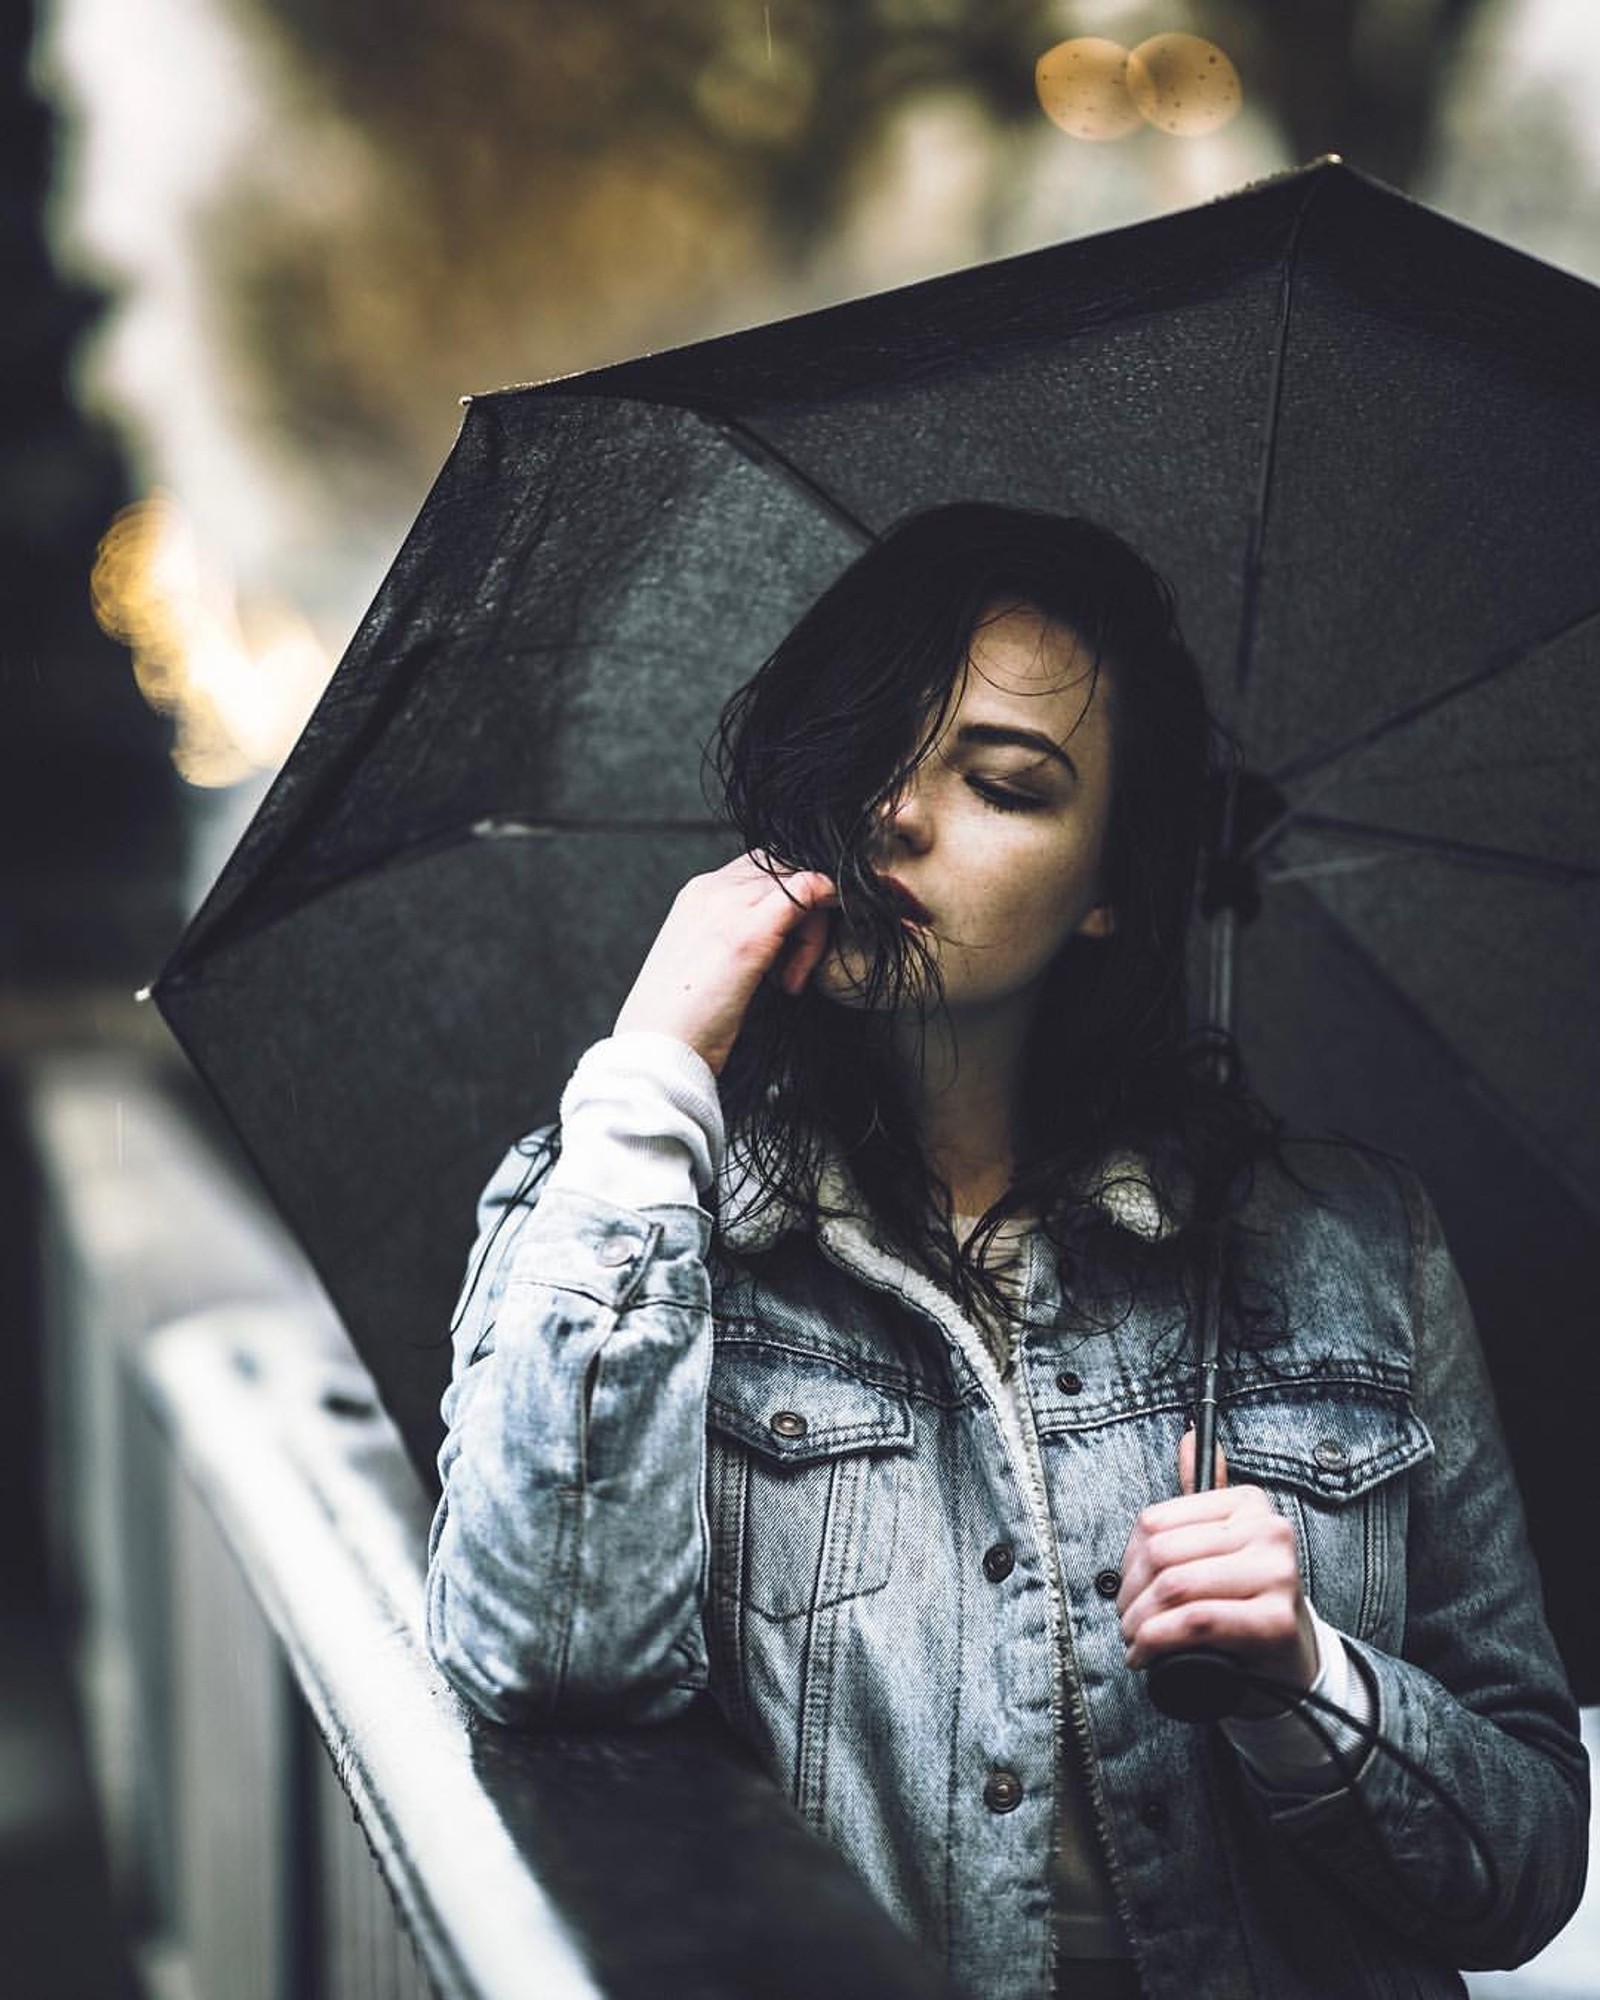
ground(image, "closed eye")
xmin=967 ymin=776 xmax=1047 ymax=814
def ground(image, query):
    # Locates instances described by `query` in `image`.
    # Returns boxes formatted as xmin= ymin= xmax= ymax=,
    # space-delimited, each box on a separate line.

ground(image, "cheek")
xmin=1003 ymin=838 xmax=1102 ymax=939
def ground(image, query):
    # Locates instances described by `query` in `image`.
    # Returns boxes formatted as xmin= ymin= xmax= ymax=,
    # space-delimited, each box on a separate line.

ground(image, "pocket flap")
xmin=709 ymin=1341 xmax=914 ymax=1465
xmin=1222 ymin=1384 xmax=1432 ymax=1502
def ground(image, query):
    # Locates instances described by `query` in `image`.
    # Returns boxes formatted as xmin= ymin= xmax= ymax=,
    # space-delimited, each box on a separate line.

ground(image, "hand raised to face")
xmin=612 ymin=852 xmax=838 ymax=1075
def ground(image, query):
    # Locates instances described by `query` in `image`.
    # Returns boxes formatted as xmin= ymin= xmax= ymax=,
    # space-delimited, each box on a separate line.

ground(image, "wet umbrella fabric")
xmin=154 ymin=162 xmax=1600 ymax=1700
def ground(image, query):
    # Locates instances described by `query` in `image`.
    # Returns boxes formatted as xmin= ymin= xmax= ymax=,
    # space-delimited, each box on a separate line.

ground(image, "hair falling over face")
xmin=712 ymin=502 xmax=1289 ymax=1352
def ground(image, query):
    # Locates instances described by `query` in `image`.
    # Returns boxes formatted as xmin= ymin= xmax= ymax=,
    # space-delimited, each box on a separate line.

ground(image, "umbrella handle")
xmin=1146 ymin=1646 xmax=1244 ymax=1722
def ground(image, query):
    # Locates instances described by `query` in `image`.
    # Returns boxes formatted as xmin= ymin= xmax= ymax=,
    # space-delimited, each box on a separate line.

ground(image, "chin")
xmin=812 ymin=948 xmax=879 ymax=1010
xmin=813 ymin=939 xmax=947 ymax=1017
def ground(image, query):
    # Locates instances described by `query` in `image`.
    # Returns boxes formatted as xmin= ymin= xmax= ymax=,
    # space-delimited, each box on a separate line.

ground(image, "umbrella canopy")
xmin=155 ymin=161 xmax=1600 ymax=1699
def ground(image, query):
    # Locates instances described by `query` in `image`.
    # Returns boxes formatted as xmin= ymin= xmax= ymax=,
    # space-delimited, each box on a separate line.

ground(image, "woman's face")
xmin=816 ymin=602 xmax=1116 ymax=1019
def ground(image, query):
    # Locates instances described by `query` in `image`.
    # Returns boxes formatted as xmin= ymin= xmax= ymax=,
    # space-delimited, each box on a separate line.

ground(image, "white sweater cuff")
xmin=1220 ymin=1604 xmax=1376 ymax=1793
xmin=541 ymin=1032 xmax=725 ymax=1206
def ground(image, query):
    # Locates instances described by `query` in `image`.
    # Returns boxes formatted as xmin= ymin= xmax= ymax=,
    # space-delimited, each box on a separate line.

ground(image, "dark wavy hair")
xmin=712 ymin=501 xmax=1279 ymax=1341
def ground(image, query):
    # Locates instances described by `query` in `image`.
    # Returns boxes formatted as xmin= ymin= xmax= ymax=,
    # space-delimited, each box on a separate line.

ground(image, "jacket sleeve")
xmin=425 ymin=1051 xmax=723 ymax=1728
xmin=1253 ymin=1171 xmax=1590 ymax=1968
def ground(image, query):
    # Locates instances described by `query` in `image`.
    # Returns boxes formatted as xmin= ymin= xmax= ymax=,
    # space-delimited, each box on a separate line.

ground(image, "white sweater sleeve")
xmin=1220 ymin=1603 xmax=1377 ymax=1793
xmin=539 ymin=1032 xmax=726 ymax=1209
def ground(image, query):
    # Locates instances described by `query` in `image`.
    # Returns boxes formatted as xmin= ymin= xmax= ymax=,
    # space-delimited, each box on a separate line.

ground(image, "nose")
xmin=876 ymin=769 xmax=932 ymax=853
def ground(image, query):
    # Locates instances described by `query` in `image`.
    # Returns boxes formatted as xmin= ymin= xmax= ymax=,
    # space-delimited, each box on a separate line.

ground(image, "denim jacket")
xmin=426 ymin=1129 xmax=1588 ymax=2000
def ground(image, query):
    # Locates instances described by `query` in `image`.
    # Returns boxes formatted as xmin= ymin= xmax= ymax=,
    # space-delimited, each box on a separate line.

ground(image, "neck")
xmin=893 ymin=992 xmax=1036 ymax=1219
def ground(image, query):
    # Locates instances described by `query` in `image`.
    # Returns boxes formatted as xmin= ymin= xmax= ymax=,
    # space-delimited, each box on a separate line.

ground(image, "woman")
xmin=425 ymin=505 xmax=1588 ymax=1998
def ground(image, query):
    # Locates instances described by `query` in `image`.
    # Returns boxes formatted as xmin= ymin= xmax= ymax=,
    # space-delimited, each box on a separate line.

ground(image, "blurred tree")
xmin=0 ymin=0 xmax=181 ymax=986
xmin=203 ymin=0 xmax=1505 ymax=503
xmin=1209 ymin=0 xmax=1497 ymax=192
xmin=0 ymin=0 xmax=180 ymax=1604
xmin=242 ymin=0 xmax=1055 ymax=250
xmin=238 ymin=0 xmax=1501 ymax=254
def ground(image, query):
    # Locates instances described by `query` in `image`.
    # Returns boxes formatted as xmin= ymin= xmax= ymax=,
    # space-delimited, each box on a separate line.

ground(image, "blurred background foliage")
xmin=189 ymin=0 xmax=1513 ymax=502
xmin=22 ymin=0 xmax=1600 ymax=864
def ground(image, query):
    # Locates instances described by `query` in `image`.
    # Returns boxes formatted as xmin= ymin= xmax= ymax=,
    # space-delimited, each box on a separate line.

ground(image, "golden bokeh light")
xmin=91 ymin=494 xmax=330 ymax=788
xmin=1034 ymin=38 xmax=1141 ymax=142
xmin=1127 ymin=33 xmax=1242 ymax=137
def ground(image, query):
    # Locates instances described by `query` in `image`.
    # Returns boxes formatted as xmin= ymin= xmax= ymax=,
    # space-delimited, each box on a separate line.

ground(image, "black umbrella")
xmin=154 ymin=160 xmax=1600 ymax=1700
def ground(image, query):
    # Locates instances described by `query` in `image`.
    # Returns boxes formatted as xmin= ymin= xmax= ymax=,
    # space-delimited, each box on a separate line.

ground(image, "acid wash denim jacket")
xmin=426 ymin=1067 xmax=1589 ymax=2000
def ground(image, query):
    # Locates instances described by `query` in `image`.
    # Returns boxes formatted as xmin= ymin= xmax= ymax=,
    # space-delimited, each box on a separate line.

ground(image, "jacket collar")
xmin=715 ymin=1138 xmax=1172 ymax=1258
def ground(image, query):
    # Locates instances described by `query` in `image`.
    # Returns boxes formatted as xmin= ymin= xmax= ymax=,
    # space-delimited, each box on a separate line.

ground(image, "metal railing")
xmin=27 ymin=1055 xmax=951 ymax=2000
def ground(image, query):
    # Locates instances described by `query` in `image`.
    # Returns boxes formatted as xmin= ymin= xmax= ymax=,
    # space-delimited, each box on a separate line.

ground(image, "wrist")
xmin=1235 ymin=1601 xmax=1319 ymax=1718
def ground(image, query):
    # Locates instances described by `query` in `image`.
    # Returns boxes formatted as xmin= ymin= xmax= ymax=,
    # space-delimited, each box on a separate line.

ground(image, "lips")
xmin=875 ymin=874 xmax=932 ymax=924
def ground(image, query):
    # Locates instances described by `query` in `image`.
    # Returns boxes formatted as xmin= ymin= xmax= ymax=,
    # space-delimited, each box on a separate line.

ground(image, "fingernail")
xmin=1183 ymin=1413 xmax=1195 ymax=1432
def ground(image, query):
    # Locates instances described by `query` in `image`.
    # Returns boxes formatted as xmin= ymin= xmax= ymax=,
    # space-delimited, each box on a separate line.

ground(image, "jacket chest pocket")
xmin=1221 ymin=1382 xmax=1433 ymax=1648
xmin=706 ymin=1342 xmax=914 ymax=1623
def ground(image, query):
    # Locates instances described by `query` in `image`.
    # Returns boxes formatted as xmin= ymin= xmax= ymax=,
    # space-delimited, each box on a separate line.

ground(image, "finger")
xmin=739 ymin=871 xmax=836 ymax=979
xmin=1137 ymin=1478 xmax=1269 ymax=1537
xmin=1119 ymin=1532 xmax=1290 ymax=1634
xmin=1118 ymin=1506 xmax=1254 ymax=1612
xmin=777 ymin=907 xmax=835 ymax=995
xmin=1128 ymin=1536 xmax=1296 ymax=1648
xmin=1121 ymin=1538 xmax=1297 ymax=1629
xmin=779 ymin=871 xmax=839 ymax=913
xmin=1124 ymin=1591 xmax=1305 ymax=1670
xmin=1120 ymin=1515 xmax=1263 ymax=1601
xmin=743 ymin=852 xmax=838 ymax=906
xmin=753 ymin=874 xmax=838 ymax=936
xmin=1177 ymin=1427 xmax=1228 ymax=1496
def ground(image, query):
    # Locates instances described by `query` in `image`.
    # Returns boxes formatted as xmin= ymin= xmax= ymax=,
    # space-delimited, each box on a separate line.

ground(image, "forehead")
xmin=953 ymin=603 xmax=1109 ymax=739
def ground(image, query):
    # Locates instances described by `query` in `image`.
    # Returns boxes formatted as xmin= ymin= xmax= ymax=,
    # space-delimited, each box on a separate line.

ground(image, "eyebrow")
xmin=954 ymin=722 xmax=1079 ymax=780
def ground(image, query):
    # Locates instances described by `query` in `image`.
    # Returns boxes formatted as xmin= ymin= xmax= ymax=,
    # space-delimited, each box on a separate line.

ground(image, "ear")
xmin=1078 ymin=901 xmax=1116 ymax=939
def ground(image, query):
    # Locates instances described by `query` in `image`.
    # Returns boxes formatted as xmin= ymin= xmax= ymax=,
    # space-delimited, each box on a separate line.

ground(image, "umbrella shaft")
xmin=1206 ymin=904 xmax=1238 ymax=1040
xmin=1192 ymin=1353 xmax=1221 ymax=1494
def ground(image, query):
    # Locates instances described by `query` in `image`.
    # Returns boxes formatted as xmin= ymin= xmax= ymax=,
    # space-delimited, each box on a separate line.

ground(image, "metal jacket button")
xmin=1313 ymin=1438 xmax=1349 ymax=1470
xmin=983 ymin=1770 xmax=1024 ymax=1813
xmin=1056 ymin=1369 xmax=1083 ymax=1395
xmin=982 ymin=1543 xmax=1016 ymax=1583
xmin=596 ymin=1239 xmax=634 ymax=1267
xmin=769 ymin=1409 xmax=808 ymax=1440
xmin=1094 ymin=1567 xmax=1122 ymax=1599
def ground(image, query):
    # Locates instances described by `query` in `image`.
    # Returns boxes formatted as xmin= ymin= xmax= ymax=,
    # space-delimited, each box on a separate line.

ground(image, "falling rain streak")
xmin=1036 ymin=31 xmax=1242 ymax=142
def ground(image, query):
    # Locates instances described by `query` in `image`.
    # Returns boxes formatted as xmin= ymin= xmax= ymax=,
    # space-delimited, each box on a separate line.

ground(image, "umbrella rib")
xmin=1264 ymin=813 xmax=1600 ymax=886
xmin=168 ymin=407 xmax=864 ymax=983
xmin=1207 ymin=177 xmax=1325 ymax=1042
xmin=167 ymin=418 xmax=577 ymax=973
xmin=1264 ymin=601 xmax=1600 ymax=801
xmin=1265 ymin=884 xmax=1600 ymax=1223
xmin=710 ymin=413 xmax=882 ymax=548
xmin=1229 ymin=172 xmax=1321 ymax=717
xmin=155 ymin=814 xmax=732 ymax=985
xmin=470 ymin=814 xmax=727 ymax=836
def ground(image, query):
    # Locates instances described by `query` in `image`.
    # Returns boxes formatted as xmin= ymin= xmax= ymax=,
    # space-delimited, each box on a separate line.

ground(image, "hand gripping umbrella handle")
xmin=1146 ymin=1239 xmax=1245 ymax=1723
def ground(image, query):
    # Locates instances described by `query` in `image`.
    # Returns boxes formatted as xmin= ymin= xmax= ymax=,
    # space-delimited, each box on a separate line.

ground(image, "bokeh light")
xmin=91 ymin=494 xmax=330 ymax=788
xmin=1127 ymin=33 xmax=1242 ymax=138
xmin=1034 ymin=38 xmax=1141 ymax=142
